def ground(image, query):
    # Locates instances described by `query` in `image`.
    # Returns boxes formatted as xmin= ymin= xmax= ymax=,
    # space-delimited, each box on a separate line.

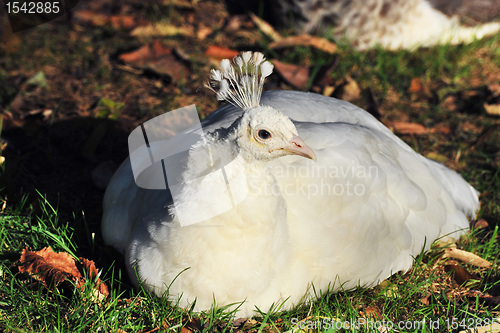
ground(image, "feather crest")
xmin=206 ymin=51 xmax=274 ymax=110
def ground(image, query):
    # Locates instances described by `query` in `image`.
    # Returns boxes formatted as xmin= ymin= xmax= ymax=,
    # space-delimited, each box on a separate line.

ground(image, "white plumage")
xmin=102 ymin=52 xmax=479 ymax=317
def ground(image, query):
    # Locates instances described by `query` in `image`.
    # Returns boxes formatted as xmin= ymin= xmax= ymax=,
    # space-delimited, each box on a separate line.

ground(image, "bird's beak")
xmin=283 ymin=135 xmax=317 ymax=161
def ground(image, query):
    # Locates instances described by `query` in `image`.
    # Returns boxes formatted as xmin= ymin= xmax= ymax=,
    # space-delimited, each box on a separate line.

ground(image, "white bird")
xmin=102 ymin=51 xmax=479 ymax=317
xmin=268 ymin=0 xmax=500 ymax=50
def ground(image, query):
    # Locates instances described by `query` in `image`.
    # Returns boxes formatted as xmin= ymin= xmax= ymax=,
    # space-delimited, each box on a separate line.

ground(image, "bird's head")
xmin=235 ymin=106 xmax=316 ymax=162
xmin=206 ymin=51 xmax=316 ymax=163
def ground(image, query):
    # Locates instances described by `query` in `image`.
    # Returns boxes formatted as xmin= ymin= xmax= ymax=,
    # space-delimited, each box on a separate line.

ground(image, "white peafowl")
xmin=267 ymin=0 xmax=500 ymax=50
xmin=102 ymin=51 xmax=479 ymax=317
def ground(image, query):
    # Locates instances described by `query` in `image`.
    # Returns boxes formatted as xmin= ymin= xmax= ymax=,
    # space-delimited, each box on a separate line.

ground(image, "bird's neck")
xmin=170 ymin=134 xmax=283 ymax=227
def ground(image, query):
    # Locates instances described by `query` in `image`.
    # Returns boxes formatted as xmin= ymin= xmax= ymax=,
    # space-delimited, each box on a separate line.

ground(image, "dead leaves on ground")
xmin=204 ymin=46 xmax=239 ymax=63
xmin=416 ymin=241 xmax=498 ymax=307
xmin=73 ymin=11 xmax=139 ymax=30
xmin=273 ymin=60 xmax=310 ymax=91
xmin=269 ymin=35 xmax=338 ymax=55
xmin=18 ymin=247 xmax=109 ymax=302
xmin=441 ymin=247 xmax=492 ymax=268
xmin=118 ymin=41 xmax=191 ymax=82
xmin=131 ymin=23 xmax=194 ymax=38
xmin=249 ymin=12 xmax=337 ymax=54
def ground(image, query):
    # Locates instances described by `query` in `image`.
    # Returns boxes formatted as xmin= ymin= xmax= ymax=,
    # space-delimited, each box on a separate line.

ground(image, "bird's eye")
xmin=258 ymin=129 xmax=271 ymax=140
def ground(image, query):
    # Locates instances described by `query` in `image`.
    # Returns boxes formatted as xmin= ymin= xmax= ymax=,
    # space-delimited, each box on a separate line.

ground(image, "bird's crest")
xmin=206 ymin=51 xmax=274 ymax=110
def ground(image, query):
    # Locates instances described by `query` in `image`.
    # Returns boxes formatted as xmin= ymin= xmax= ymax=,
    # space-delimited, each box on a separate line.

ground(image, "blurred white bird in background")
xmin=234 ymin=0 xmax=500 ymax=50
xmin=102 ymin=51 xmax=479 ymax=317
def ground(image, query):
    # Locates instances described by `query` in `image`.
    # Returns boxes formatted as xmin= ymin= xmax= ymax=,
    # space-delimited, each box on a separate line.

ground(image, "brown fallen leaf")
xmin=442 ymin=248 xmax=492 ymax=268
xmin=391 ymin=121 xmax=428 ymax=135
xmin=248 ymin=12 xmax=282 ymax=42
xmin=131 ymin=23 xmax=193 ymax=38
xmin=18 ymin=247 xmax=109 ymax=301
xmin=431 ymin=124 xmax=451 ymax=135
xmin=477 ymin=295 xmax=500 ymax=306
xmin=474 ymin=219 xmax=489 ymax=229
xmin=119 ymin=40 xmax=171 ymax=63
xmin=161 ymin=0 xmax=194 ymax=10
xmin=333 ymin=75 xmax=361 ymax=101
xmin=273 ymin=60 xmax=310 ymax=90
xmin=444 ymin=264 xmax=476 ymax=285
xmin=74 ymin=10 xmax=137 ymax=29
xmin=391 ymin=122 xmax=449 ymax=135
xmin=269 ymin=34 xmax=337 ymax=54
xmin=225 ymin=15 xmax=246 ymax=32
xmin=323 ymin=85 xmax=335 ymax=96
xmin=242 ymin=318 xmax=259 ymax=330
xmin=359 ymin=306 xmax=382 ymax=319
xmin=420 ymin=292 xmax=431 ymax=305
xmin=197 ymin=24 xmax=212 ymax=41
xmin=484 ymin=102 xmax=500 ymax=116
xmin=408 ymin=77 xmax=423 ymax=93
xmin=119 ymin=41 xmax=191 ymax=81
xmin=204 ymin=46 xmax=239 ymax=62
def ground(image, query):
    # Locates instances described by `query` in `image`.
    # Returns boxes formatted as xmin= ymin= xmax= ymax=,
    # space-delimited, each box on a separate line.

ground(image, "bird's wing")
xmin=226 ymin=90 xmax=477 ymax=223
xmin=267 ymin=120 xmax=476 ymax=288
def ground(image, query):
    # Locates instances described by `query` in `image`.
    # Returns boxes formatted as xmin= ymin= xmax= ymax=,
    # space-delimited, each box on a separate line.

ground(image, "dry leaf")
xmin=442 ymin=248 xmax=492 ymax=268
xmin=0 ymin=197 xmax=6 ymax=213
xmin=204 ymin=46 xmax=239 ymax=62
xmin=431 ymin=124 xmax=451 ymax=135
xmin=360 ymin=306 xmax=382 ymax=319
xmin=408 ymin=78 xmax=423 ymax=93
xmin=478 ymin=295 xmax=500 ymax=306
xmin=197 ymin=24 xmax=212 ymax=40
xmin=225 ymin=16 xmax=246 ymax=32
xmin=392 ymin=122 xmax=449 ymax=135
xmin=273 ymin=60 xmax=310 ymax=90
xmin=248 ymin=12 xmax=282 ymax=41
xmin=391 ymin=121 xmax=428 ymax=135
xmin=162 ymin=0 xmax=194 ymax=10
xmin=474 ymin=219 xmax=489 ymax=229
xmin=74 ymin=10 xmax=137 ymax=29
xmin=323 ymin=85 xmax=335 ymax=96
xmin=242 ymin=318 xmax=259 ymax=330
xmin=420 ymin=292 xmax=431 ymax=305
xmin=119 ymin=41 xmax=170 ymax=63
xmin=18 ymin=247 xmax=109 ymax=301
xmin=119 ymin=41 xmax=191 ymax=81
xmin=333 ymin=76 xmax=361 ymax=101
xmin=484 ymin=102 xmax=500 ymax=116
xmin=131 ymin=23 xmax=193 ymax=38
xmin=270 ymin=34 xmax=337 ymax=54
xmin=444 ymin=264 xmax=476 ymax=285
